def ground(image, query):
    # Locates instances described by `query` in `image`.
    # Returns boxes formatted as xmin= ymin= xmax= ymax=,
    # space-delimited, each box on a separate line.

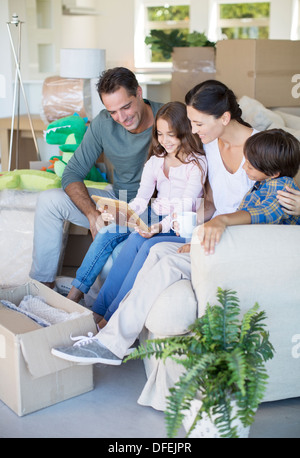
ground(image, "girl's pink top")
xmin=129 ymin=154 xmax=207 ymax=232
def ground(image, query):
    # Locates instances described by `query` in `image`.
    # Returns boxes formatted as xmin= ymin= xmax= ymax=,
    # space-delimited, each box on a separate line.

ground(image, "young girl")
xmin=67 ymin=101 xmax=207 ymax=304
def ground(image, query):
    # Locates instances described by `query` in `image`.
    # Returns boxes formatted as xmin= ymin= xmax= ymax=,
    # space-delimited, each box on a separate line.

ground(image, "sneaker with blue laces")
xmin=51 ymin=333 xmax=122 ymax=365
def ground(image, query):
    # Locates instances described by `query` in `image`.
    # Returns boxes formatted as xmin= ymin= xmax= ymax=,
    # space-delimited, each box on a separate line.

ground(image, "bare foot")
xmin=97 ymin=318 xmax=107 ymax=329
xmin=42 ymin=281 xmax=56 ymax=289
xmin=67 ymin=286 xmax=84 ymax=303
xmin=93 ymin=312 xmax=104 ymax=325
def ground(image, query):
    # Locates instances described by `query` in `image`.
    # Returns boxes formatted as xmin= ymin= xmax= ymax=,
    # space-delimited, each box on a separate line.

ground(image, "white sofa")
xmin=136 ymin=97 xmax=300 ymax=411
xmin=137 ymin=224 xmax=300 ymax=411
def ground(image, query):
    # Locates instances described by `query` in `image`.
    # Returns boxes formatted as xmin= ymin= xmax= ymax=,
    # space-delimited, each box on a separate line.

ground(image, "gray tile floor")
xmin=1 ymin=356 xmax=300 ymax=439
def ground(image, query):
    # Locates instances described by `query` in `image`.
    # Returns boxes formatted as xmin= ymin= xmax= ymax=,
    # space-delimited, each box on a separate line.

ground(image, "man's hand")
xmin=89 ymin=211 xmax=104 ymax=239
xmin=65 ymin=182 xmax=104 ymax=240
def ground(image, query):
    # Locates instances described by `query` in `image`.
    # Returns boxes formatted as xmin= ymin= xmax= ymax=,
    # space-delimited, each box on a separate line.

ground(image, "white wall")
xmin=269 ymin=0 xmax=296 ymax=39
xmin=95 ymin=0 xmax=135 ymax=69
xmin=1 ymin=0 xmax=299 ymax=119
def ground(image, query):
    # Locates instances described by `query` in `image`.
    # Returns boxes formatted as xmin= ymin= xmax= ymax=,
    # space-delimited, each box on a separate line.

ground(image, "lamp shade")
xmin=60 ymin=48 xmax=106 ymax=79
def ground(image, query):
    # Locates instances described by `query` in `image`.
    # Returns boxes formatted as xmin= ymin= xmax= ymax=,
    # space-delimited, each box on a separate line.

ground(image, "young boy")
xmin=200 ymin=128 xmax=300 ymax=255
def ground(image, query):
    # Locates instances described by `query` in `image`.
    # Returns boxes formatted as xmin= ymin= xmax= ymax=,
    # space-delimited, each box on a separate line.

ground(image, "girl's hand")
xmin=135 ymin=222 xmax=161 ymax=238
xmin=171 ymin=212 xmax=180 ymax=236
xmin=98 ymin=204 xmax=115 ymax=223
xmin=101 ymin=212 xmax=114 ymax=223
xmin=277 ymin=186 xmax=300 ymax=216
xmin=95 ymin=206 xmax=114 ymax=232
xmin=197 ymin=216 xmax=226 ymax=255
xmin=177 ymin=243 xmax=191 ymax=254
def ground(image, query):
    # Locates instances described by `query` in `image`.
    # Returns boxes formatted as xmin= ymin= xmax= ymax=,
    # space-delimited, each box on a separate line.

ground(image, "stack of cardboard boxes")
xmin=171 ymin=39 xmax=300 ymax=108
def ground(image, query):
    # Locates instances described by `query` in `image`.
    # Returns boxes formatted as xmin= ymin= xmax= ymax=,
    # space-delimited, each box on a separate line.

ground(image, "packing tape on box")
xmin=41 ymin=76 xmax=92 ymax=123
xmin=172 ymin=60 xmax=216 ymax=73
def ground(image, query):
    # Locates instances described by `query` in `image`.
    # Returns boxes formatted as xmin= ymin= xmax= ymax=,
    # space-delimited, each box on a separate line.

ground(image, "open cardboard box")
xmin=0 ymin=280 xmax=97 ymax=416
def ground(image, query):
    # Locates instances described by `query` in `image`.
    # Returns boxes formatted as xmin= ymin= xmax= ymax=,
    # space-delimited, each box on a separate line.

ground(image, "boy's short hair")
xmin=96 ymin=67 xmax=139 ymax=101
xmin=244 ymin=128 xmax=300 ymax=178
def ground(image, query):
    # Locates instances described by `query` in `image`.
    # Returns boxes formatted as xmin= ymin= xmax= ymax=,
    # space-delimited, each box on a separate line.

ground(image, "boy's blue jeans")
xmin=92 ymin=231 xmax=186 ymax=320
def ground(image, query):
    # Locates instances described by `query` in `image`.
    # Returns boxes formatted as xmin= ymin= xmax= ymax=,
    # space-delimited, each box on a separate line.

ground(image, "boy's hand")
xmin=197 ymin=216 xmax=227 ymax=255
xmin=277 ymin=186 xmax=300 ymax=216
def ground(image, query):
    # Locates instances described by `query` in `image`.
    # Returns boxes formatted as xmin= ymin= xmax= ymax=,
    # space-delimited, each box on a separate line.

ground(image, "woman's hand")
xmin=197 ymin=216 xmax=226 ymax=255
xmin=135 ymin=222 xmax=162 ymax=238
xmin=277 ymin=186 xmax=300 ymax=216
xmin=177 ymin=243 xmax=191 ymax=254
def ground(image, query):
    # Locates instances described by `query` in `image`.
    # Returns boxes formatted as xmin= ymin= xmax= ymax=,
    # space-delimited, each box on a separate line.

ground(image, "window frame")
xmin=216 ymin=0 xmax=270 ymax=40
xmin=134 ymin=0 xmax=191 ymax=70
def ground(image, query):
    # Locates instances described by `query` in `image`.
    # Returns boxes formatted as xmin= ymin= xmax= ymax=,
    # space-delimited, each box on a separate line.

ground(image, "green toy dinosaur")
xmin=45 ymin=113 xmax=106 ymax=183
xmin=0 ymin=114 xmax=108 ymax=192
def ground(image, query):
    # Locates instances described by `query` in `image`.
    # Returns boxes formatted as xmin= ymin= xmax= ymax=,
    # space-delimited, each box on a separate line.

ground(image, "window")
xmin=217 ymin=2 xmax=270 ymax=40
xmin=135 ymin=0 xmax=190 ymax=69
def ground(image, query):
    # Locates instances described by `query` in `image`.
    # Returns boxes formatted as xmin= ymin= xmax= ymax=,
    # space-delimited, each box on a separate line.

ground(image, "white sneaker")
xmin=55 ymin=276 xmax=86 ymax=306
xmin=55 ymin=276 xmax=74 ymax=296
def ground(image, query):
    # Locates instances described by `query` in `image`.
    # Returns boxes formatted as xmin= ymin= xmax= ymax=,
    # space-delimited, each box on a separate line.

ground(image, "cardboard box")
xmin=0 ymin=281 xmax=96 ymax=416
xmin=216 ymin=39 xmax=300 ymax=107
xmin=171 ymin=47 xmax=216 ymax=103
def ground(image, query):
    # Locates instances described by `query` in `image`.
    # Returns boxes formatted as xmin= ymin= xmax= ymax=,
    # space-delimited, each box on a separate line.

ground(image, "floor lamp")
xmin=6 ymin=13 xmax=40 ymax=171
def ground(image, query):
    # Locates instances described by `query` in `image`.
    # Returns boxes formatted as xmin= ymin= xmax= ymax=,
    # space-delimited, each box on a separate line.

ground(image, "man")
xmin=29 ymin=67 xmax=162 ymax=289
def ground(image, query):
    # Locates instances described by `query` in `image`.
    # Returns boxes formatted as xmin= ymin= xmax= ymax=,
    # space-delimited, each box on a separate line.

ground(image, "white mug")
xmin=171 ymin=211 xmax=197 ymax=240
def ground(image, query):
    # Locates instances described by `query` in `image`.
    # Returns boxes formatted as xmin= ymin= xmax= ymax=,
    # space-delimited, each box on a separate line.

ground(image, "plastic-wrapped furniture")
xmin=0 ymin=190 xmax=68 ymax=287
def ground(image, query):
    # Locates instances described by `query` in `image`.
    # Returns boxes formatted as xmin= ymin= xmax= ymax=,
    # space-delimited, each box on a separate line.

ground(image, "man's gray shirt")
xmin=62 ymin=99 xmax=163 ymax=202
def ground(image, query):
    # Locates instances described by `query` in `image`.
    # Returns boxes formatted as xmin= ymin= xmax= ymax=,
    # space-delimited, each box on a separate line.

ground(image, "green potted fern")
xmin=126 ymin=288 xmax=274 ymax=438
xmin=144 ymin=30 xmax=215 ymax=61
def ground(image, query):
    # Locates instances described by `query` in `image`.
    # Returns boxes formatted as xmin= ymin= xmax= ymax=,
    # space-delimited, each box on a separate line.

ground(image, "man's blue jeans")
xmin=92 ymin=231 xmax=187 ymax=320
xmin=71 ymin=224 xmax=131 ymax=293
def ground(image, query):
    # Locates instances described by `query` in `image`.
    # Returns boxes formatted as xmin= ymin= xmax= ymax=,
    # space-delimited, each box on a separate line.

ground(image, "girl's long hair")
xmin=148 ymin=101 xmax=205 ymax=170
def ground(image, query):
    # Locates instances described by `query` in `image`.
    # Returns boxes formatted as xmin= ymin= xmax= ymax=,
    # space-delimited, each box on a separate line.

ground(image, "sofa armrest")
xmin=190 ymin=224 xmax=300 ymax=402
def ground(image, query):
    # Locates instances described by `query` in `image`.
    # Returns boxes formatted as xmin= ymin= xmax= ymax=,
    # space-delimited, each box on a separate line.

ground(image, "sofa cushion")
xmin=273 ymin=110 xmax=300 ymax=131
xmin=239 ymin=96 xmax=285 ymax=130
xmin=145 ymin=279 xmax=197 ymax=336
xmin=239 ymin=96 xmax=300 ymax=141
